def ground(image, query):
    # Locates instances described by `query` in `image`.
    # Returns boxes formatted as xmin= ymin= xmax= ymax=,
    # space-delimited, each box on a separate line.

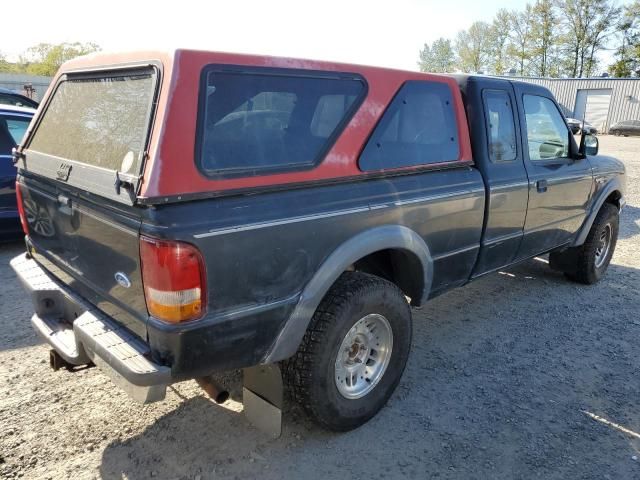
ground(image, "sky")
xmin=1 ymin=0 xmax=537 ymax=71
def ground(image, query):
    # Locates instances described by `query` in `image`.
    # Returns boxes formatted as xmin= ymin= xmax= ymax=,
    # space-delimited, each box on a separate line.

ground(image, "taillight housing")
xmin=139 ymin=236 xmax=207 ymax=323
xmin=15 ymin=180 xmax=29 ymax=235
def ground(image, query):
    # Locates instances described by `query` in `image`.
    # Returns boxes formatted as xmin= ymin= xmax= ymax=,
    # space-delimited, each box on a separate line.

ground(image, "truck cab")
xmin=455 ymin=75 xmax=622 ymax=276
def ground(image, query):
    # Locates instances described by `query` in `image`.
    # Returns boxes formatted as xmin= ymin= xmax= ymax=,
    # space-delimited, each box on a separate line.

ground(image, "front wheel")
xmin=284 ymin=272 xmax=412 ymax=431
xmin=551 ymin=203 xmax=619 ymax=284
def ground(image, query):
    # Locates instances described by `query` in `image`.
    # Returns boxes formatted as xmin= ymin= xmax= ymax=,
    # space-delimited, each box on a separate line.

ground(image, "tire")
xmin=284 ymin=272 xmax=412 ymax=431
xmin=561 ymin=203 xmax=619 ymax=284
xmin=613 ymin=131 xmax=621 ymax=136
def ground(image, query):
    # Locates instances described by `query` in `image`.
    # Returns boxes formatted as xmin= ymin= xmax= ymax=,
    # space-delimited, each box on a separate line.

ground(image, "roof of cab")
xmin=448 ymin=73 xmax=555 ymax=96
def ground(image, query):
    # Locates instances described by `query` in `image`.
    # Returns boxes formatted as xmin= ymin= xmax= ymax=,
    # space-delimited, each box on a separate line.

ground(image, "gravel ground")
xmin=1 ymin=136 xmax=639 ymax=480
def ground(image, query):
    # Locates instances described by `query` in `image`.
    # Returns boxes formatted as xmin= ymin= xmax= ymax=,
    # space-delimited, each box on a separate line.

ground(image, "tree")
xmin=489 ymin=9 xmax=513 ymax=75
xmin=455 ymin=21 xmax=492 ymax=73
xmin=557 ymin=0 xmax=620 ymax=77
xmin=418 ymin=43 xmax=432 ymax=72
xmin=0 ymin=52 xmax=9 ymax=73
xmin=416 ymin=0 xmax=626 ymax=77
xmin=531 ymin=0 xmax=559 ymax=76
xmin=17 ymin=42 xmax=100 ymax=76
xmin=584 ymin=2 xmax=620 ymax=76
xmin=418 ymin=38 xmax=456 ymax=73
xmin=609 ymin=0 xmax=640 ymax=77
xmin=508 ymin=5 xmax=535 ymax=76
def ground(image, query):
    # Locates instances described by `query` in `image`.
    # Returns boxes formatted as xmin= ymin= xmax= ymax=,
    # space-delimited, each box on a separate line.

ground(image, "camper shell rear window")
xmin=28 ymin=69 xmax=157 ymax=175
xmin=196 ymin=66 xmax=367 ymax=178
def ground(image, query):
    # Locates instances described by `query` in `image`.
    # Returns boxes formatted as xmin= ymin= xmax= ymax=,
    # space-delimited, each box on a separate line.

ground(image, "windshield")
xmin=28 ymin=69 xmax=157 ymax=175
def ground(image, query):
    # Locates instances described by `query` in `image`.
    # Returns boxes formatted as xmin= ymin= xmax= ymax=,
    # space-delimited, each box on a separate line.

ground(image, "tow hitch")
xmin=49 ymin=349 xmax=75 ymax=371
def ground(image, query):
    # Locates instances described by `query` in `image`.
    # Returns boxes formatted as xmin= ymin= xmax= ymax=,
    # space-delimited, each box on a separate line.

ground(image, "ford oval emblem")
xmin=114 ymin=272 xmax=132 ymax=289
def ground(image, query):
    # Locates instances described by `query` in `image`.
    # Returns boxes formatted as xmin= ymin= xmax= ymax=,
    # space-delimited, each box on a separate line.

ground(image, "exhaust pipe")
xmin=196 ymin=376 xmax=230 ymax=404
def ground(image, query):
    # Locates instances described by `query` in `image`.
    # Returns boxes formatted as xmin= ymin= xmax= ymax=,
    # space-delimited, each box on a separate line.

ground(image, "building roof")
xmin=504 ymin=76 xmax=640 ymax=82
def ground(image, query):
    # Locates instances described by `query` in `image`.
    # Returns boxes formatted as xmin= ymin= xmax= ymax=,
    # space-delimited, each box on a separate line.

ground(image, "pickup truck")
xmin=11 ymin=50 xmax=626 ymax=432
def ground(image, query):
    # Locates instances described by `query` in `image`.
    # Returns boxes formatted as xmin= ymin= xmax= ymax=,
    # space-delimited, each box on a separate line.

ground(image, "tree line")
xmin=418 ymin=0 xmax=640 ymax=78
xmin=0 ymin=42 xmax=100 ymax=77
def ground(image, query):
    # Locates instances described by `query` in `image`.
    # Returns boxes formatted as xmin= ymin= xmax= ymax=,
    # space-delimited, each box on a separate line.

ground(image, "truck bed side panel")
xmin=143 ymin=167 xmax=485 ymax=377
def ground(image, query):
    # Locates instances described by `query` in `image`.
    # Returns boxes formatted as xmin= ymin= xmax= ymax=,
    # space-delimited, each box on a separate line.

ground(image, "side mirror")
xmin=578 ymin=132 xmax=599 ymax=157
xmin=584 ymin=134 xmax=599 ymax=156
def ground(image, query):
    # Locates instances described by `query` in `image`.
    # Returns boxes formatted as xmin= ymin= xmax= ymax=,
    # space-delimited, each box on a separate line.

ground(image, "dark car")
xmin=10 ymin=50 xmax=625 ymax=433
xmin=609 ymin=120 xmax=640 ymax=136
xmin=566 ymin=117 xmax=597 ymax=135
xmin=566 ymin=117 xmax=581 ymax=134
xmin=0 ymin=105 xmax=35 ymax=238
xmin=0 ymin=88 xmax=39 ymax=109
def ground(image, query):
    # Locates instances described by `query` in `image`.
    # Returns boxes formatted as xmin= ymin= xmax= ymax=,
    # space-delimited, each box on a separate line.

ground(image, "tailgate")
xmin=19 ymin=176 xmax=148 ymax=337
xmin=13 ymin=65 xmax=161 ymax=338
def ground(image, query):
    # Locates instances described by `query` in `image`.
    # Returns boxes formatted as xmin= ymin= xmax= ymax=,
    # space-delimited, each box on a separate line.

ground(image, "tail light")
xmin=139 ymin=236 xmax=207 ymax=323
xmin=15 ymin=181 xmax=29 ymax=235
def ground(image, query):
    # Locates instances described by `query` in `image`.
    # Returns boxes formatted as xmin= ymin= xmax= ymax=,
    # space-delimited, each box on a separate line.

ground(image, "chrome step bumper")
xmin=10 ymin=253 xmax=170 ymax=403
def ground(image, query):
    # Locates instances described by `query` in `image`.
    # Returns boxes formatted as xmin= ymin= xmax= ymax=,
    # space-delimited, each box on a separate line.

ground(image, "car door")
xmin=513 ymin=84 xmax=593 ymax=259
xmin=620 ymin=121 xmax=631 ymax=135
xmin=468 ymin=81 xmax=530 ymax=276
xmin=0 ymin=112 xmax=32 ymax=220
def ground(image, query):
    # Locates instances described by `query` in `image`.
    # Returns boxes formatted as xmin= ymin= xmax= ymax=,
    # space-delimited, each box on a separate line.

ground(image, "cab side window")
xmin=483 ymin=90 xmax=517 ymax=162
xmin=359 ymin=81 xmax=459 ymax=171
xmin=523 ymin=95 xmax=570 ymax=161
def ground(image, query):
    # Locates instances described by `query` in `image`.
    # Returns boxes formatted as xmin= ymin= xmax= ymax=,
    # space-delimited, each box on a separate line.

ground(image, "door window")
xmin=483 ymin=90 xmax=517 ymax=162
xmin=523 ymin=95 xmax=569 ymax=161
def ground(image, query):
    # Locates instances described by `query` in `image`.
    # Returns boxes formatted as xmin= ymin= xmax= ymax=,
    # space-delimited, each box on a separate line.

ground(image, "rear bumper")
xmin=10 ymin=253 xmax=170 ymax=403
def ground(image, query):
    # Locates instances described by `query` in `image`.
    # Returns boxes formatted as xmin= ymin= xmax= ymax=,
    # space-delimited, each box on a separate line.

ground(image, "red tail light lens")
xmin=139 ymin=236 xmax=207 ymax=323
xmin=15 ymin=181 xmax=29 ymax=235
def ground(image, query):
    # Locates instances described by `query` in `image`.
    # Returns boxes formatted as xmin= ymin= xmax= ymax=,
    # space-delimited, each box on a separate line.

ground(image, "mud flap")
xmin=242 ymin=365 xmax=283 ymax=438
xmin=549 ymin=248 xmax=579 ymax=275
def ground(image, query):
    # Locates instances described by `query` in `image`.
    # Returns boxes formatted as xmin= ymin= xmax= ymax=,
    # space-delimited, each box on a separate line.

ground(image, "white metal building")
xmin=511 ymin=77 xmax=640 ymax=134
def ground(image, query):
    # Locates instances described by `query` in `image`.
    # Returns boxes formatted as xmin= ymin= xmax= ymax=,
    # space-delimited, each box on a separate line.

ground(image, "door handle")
xmin=536 ymin=179 xmax=548 ymax=193
xmin=57 ymin=194 xmax=72 ymax=207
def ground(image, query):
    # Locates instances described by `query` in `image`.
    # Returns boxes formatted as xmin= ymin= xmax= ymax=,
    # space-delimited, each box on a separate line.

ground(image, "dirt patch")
xmin=1 ymin=136 xmax=640 ymax=479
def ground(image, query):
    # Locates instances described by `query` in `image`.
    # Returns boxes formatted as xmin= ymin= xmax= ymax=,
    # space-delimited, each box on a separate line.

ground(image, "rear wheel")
xmin=284 ymin=272 xmax=412 ymax=431
xmin=550 ymin=203 xmax=619 ymax=284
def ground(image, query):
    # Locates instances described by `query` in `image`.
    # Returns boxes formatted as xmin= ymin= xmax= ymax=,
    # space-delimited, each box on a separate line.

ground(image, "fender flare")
xmin=572 ymin=178 xmax=624 ymax=247
xmin=263 ymin=225 xmax=433 ymax=363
